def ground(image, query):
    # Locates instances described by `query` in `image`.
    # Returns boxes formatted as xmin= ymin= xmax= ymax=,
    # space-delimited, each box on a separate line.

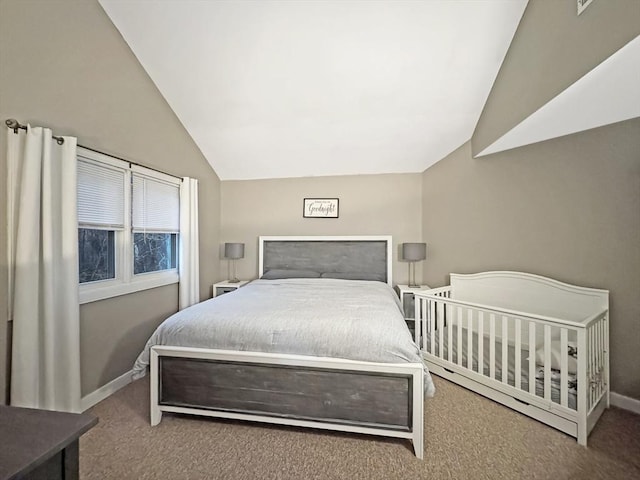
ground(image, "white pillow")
xmin=534 ymin=340 xmax=578 ymax=374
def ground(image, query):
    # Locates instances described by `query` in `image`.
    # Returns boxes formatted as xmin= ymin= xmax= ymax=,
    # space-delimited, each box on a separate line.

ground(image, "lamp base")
xmin=228 ymin=258 xmax=241 ymax=283
xmin=408 ymin=262 xmax=421 ymax=290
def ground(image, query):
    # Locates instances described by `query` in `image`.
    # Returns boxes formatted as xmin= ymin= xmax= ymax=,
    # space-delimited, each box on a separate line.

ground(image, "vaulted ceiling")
xmin=477 ymin=33 xmax=640 ymax=157
xmin=99 ymin=0 xmax=528 ymax=180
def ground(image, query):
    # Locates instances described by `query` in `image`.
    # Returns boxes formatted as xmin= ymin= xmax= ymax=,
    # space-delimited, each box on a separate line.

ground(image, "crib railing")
xmin=415 ymin=289 xmax=609 ymax=418
xmin=583 ymin=310 xmax=610 ymax=414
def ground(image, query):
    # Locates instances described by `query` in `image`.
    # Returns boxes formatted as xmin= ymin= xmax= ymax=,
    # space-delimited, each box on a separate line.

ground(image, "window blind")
xmin=77 ymin=159 xmax=125 ymax=229
xmin=132 ymin=174 xmax=180 ymax=233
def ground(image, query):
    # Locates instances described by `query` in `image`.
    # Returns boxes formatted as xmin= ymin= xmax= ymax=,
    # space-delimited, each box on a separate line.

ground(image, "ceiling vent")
xmin=577 ymin=0 xmax=595 ymax=15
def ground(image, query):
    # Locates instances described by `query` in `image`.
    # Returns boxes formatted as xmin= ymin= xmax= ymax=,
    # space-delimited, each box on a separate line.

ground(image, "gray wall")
xmin=221 ymin=174 xmax=423 ymax=285
xmin=0 ymin=0 xmax=221 ymax=399
xmin=424 ymin=0 xmax=640 ymax=400
xmin=422 ymin=121 xmax=640 ymax=399
xmin=473 ymin=0 xmax=640 ymax=154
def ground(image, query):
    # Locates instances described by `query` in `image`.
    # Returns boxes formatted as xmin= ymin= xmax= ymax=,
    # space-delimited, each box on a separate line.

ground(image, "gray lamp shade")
xmin=402 ymin=242 xmax=426 ymax=261
xmin=224 ymin=242 xmax=245 ymax=259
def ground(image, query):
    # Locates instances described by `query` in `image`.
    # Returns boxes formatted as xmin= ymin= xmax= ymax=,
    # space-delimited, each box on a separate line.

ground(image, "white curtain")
xmin=179 ymin=177 xmax=200 ymax=309
xmin=7 ymin=125 xmax=81 ymax=413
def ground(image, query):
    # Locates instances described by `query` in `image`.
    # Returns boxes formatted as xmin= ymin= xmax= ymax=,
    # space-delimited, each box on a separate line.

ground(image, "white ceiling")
xmin=99 ymin=0 xmax=528 ymax=180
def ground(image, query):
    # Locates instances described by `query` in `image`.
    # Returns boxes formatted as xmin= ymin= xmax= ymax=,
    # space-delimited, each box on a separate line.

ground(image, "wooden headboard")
xmin=259 ymin=235 xmax=393 ymax=285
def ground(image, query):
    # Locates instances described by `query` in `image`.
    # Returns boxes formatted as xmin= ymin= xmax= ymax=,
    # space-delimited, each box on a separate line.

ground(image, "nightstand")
xmin=396 ymin=284 xmax=430 ymax=344
xmin=212 ymin=280 xmax=249 ymax=297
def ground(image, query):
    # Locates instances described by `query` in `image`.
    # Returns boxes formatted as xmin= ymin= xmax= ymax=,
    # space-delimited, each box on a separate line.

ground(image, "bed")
xmin=414 ymin=271 xmax=609 ymax=445
xmin=134 ymin=235 xmax=433 ymax=458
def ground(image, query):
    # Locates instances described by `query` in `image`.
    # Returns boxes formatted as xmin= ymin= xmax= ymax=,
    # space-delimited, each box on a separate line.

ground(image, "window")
xmin=78 ymin=228 xmax=115 ymax=282
xmin=77 ymin=148 xmax=181 ymax=304
xmin=131 ymin=171 xmax=180 ymax=275
xmin=77 ymin=156 xmax=125 ymax=286
xmin=133 ymin=232 xmax=177 ymax=274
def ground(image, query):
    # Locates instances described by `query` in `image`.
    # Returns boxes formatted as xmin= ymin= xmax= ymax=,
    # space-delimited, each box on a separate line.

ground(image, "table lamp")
xmin=402 ymin=242 xmax=426 ymax=288
xmin=224 ymin=242 xmax=245 ymax=283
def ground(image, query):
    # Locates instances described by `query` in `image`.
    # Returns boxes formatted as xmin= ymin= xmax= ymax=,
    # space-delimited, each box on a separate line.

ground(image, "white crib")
xmin=414 ymin=271 xmax=609 ymax=445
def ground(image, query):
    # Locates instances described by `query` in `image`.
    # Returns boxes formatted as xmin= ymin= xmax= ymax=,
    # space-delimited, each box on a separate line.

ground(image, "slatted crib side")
xmin=586 ymin=311 xmax=609 ymax=410
xmin=415 ymin=286 xmax=450 ymax=352
xmin=415 ymin=278 xmax=609 ymax=446
xmin=415 ymin=290 xmax=586 ymax=410
xmin=417 ymin=294 xmax=536 ymax=387
xmin=577 ymin=310 xmax=609 ymax=445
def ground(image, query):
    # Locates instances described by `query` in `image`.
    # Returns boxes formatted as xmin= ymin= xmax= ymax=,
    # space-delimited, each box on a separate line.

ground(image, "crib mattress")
xmin=425 ymin=325 xmax=577 ymax=410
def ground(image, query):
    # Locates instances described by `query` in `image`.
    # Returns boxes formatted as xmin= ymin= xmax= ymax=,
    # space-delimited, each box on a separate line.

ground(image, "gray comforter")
xmin=133 ymin=278 xmax=435 ymax=397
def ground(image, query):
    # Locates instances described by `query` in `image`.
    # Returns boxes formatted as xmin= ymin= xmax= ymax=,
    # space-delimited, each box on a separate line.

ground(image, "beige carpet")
xmin=80 ymin=375 xmax=640 ymax=479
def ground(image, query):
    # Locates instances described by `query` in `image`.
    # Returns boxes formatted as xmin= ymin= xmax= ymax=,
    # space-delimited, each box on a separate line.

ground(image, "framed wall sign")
xmin=303 ymin=198 xmax=339 ymax=218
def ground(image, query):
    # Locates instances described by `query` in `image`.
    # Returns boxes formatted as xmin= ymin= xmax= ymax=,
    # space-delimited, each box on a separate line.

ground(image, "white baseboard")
xmin=81 ymin=369 xmax=133 ymax=412
xmin=610 ymin=391 xmax=640 ymax=415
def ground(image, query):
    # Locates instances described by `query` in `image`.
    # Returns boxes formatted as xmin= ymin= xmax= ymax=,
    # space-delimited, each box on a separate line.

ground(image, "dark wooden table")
xmin=0 ymin=405 xmax=97 ymax=480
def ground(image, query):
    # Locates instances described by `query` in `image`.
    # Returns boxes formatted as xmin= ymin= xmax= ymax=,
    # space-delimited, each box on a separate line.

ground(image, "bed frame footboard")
xmin=150 ymin=346 xmax=425 ymax=459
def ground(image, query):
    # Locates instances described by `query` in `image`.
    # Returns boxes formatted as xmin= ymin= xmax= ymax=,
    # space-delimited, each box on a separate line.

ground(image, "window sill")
xmin=79 ymin=272 xmax=179 ymax=305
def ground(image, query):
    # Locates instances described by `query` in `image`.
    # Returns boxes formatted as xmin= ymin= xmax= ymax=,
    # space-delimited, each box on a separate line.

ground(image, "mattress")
xmin=133 ymin=278 xmax=435 ymax=397
xmin=425 ymin=324 xmax=576 ymax=410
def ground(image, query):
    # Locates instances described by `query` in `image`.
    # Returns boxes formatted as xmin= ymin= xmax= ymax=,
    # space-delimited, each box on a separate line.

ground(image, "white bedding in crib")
xmin=425 ymin=325 xmax=577 ymax=410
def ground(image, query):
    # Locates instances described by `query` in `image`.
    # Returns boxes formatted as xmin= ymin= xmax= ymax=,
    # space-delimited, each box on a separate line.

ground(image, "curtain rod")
xmin=76 ymin=144 xmax=183 ymax=182
xmin=5 ymin=118 xmax=183 ymax=182
xmin=6 ymin=118 xmax=65 ymax=145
